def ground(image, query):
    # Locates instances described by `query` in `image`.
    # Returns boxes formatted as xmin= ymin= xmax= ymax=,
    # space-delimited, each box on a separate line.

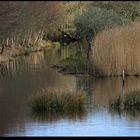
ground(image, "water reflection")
xmin=30 ymin=109 xmax=87 ymax=123
xmin=0 ymin=44 xmax=140 ymax=135
xmin=110 ymin=107 xmax=140 ymax=118
xmin=76 ymin=76 xmax=140 ymax=108
xmin=76 ymin=76 xmax=140 ymax=124
xmin=0 ymin=47 xmax=78 ymax=135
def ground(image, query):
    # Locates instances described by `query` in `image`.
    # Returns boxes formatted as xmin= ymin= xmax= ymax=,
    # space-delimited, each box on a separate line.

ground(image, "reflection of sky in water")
xmin=1 ymin=45 xmax=140 ymax=136
xmin=5 ymin=110 xmax=140 ymax=136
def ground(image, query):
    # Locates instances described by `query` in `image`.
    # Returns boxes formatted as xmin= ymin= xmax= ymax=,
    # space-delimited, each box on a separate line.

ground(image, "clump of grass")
xmin=53 ymin=52 xmax=88 ymax=74
xmin=91 ymin=21 xmax=140 ymax=76
xmin=30 ymin=91 xmax=86 ymax=113
xmin=110 ymin=91 xmax=140 ymax=111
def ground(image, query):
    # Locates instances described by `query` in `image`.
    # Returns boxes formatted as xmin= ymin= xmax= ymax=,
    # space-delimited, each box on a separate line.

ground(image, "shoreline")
xmin=0 ymin=40 xmax=54 ymax=66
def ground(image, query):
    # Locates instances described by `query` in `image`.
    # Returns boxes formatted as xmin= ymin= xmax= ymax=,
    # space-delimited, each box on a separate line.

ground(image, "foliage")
xmin=62 ymin=2 xmax=89 ymax=27
xmin=52 ymin=42 xmax=60 ymax=49
xmin=53 ymin=51 xmax=88 ymax=74
xmin=90 ymin=1 xmax=140 ymax=22
xmin=74 ymin=7 xmax=130 ymax=41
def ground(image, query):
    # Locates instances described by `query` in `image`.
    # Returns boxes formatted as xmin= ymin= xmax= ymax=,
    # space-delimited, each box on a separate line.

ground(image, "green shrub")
xmin=53 ymin=52 xmax=88 ymax=74
xmin=74 ymin=7 xmax=130 ymax=41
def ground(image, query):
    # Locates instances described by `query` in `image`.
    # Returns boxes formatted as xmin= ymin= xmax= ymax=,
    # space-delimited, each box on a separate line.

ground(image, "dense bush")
xmin=74 ymin=7 xmax=130 ymax=41
xmin=90 ymin=1 xmax=140 ymax=22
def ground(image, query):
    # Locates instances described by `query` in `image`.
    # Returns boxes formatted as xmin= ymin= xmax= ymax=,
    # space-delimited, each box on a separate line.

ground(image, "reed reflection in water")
xmin=0 ymin=43 xmax=140 ymax=135
xmin=76 ymin=76 xmax=140 ymax=109
xmin=0 ymin=47 xmax=79 ymax=135
xmin=31 ymin=108 xmax=87 ymax=123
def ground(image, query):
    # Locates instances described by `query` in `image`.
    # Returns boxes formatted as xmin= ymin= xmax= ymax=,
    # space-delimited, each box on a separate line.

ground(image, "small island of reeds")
xmin=30 ymin=91 xmax=86 ymax=113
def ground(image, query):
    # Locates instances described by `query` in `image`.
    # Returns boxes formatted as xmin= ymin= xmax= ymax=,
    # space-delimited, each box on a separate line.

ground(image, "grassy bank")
xmin=30 ymin=90 xmax=86 ymax=113
xmin=53 ymin=51 xmax=88 ymax=74
xmin=91 ymin=21 xmax=140 ymax=76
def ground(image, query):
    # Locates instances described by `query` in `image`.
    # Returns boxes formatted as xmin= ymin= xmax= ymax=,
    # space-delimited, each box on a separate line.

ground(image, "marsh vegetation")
xmin=92 ymin=22 xmax=140 ymax=76
xmin=110 ymin=91 xmax=140 ymax=111
xmin=30 ymin=90 xmax=86 ymax=113
xmin=53 ymin=51 xmax=88 ymax=74
xmin=0 ymin=1 xmax=140 ymax=136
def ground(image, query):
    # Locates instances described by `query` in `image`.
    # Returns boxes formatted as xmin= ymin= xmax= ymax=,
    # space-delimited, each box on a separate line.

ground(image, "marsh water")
xmin=1 ymin=43 xmax=140 ymax=136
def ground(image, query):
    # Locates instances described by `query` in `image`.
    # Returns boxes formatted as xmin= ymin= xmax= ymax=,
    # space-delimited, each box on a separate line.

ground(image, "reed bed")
xmin=91 ymin=21 xmax=140 ymax=76
xmin=0 ymin=28 xmax=45 ymax=54
xmin=30 ymin=90 xmax=86 ymax=113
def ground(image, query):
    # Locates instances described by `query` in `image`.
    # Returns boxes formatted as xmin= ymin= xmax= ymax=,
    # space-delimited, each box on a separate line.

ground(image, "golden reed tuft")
xmin=91 ymin=21 xmax=140 ymax=76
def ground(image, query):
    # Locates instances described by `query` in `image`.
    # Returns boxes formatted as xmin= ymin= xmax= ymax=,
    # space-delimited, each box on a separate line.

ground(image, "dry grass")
xmin=0 ymin=28 xmax=45 ymax=54
xmin=91 ymin=21 xmax=140 ymax=76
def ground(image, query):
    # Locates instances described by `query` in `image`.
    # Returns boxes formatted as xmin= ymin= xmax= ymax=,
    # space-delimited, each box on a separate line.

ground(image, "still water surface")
xmin=0 ymin=43 xmax=140 ymax=136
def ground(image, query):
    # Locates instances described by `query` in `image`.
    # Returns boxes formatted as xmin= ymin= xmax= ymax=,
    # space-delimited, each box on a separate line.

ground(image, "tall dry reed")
xmin=0 ymin=28 xmax=45 ymax=54
xmin=91 ymin=21 xmax=140 ymax=76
